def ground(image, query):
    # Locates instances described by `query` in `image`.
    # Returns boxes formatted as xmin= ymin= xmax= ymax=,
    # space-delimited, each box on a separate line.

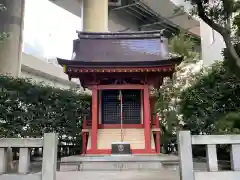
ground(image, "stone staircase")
xmin=60 ymin=154 xmax=179 ymax=172
xmin=87 ymin=129 xmax=155 ymax=151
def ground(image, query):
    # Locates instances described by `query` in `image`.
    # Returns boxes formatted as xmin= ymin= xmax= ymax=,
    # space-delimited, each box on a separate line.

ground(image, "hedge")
xmin=0 ymin=75 xmax=91 ymax=145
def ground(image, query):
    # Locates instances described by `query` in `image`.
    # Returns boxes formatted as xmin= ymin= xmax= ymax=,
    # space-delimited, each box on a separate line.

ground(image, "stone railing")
xmin=0 ymin=133 xmax=58 ymax=180
xmin=178 ymin=131 xmax=240 ymax=180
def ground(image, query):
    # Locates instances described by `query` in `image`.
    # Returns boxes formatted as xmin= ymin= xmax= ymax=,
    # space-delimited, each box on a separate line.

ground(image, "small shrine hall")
xmin=57 ymin=31 xmax=183 ymax=154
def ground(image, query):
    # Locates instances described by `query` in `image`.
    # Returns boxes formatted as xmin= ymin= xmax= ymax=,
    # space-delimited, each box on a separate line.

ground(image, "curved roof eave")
xmin=57 ymin=56 xmax=183 ymax=68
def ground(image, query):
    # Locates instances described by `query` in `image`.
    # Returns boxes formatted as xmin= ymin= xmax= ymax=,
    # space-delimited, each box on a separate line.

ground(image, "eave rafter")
xmin=65 ymin=66 xmax=174 ymax=74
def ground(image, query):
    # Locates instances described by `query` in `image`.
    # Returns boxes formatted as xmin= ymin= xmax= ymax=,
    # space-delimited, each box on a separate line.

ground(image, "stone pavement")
xmin=56 ymin=170 xmax=180 ymax=180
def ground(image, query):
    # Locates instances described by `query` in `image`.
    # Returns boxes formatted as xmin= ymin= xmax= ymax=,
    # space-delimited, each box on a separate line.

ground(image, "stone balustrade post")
xmin=42 ymin=133 xmax=58 ymax=180
xmin=0 ymin=148 xmax=7 ymax=174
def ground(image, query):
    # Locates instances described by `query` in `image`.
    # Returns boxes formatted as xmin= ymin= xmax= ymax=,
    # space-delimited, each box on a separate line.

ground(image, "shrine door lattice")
xmin=101 ymin=90 xmax=141 ymax=124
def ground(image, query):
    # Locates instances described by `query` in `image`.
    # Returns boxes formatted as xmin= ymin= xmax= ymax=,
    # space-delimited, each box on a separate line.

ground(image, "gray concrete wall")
xmin=109 ymin=11 xmax=139 ymax=32
xmin=200 ymin=20 xmax=225 ymax=65
xmin=21 ymin=53 xmax=78 ymax=89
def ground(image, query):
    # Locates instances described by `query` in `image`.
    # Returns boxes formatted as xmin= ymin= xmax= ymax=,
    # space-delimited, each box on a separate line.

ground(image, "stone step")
xmin=88 ymin=129 xmax=155 ymax=150
xmin=60 ymin=155 xmax=179 ymax=172
xmin=97 ymin=129 xmax=145 ymax=149
xmin=60 ymin=161 xmax=163 ymax=171
xmin=88 ymin=129 xmax=142 ymax=150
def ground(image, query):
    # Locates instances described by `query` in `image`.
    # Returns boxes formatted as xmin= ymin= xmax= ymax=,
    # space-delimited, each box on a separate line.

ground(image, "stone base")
xmin=60 ymin=154 xmax=179 ymax=171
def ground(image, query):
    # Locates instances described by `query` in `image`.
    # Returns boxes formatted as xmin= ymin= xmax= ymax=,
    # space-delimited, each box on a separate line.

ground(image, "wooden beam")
xmin=97 ymin=84 xmax=145 ymax=90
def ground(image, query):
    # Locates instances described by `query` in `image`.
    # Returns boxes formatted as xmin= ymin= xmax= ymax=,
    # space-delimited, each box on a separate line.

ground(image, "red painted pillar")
xmin=143 ymin=85 xmax=151 ymax=152
xmin=91 ymin=85 xmax=98 ymax=152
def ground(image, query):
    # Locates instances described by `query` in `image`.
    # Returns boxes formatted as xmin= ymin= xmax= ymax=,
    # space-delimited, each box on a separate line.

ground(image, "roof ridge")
xmin=76 ymin=30 xmax=164 ymax=39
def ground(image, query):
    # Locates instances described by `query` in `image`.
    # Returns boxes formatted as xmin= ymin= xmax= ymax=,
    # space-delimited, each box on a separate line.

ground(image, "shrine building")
xmin=57 ymin=30 xmax=183 ymax=155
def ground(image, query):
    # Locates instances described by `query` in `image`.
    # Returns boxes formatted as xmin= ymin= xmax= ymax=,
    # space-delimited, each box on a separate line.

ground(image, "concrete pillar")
xmin=0 ymin=148 xmax=7 ymax=174
xmin=18 ymin=148 xmax=30 ymax=174
xmin=0 ymin=0 xmax=25 ymax=76
xmin=42 ymin=133 xmax=58 ymax=180
xmin=83 ymin=0 xmax=108 ymax=32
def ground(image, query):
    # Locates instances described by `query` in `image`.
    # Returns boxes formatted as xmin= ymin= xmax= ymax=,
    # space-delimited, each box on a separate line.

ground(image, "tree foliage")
xmin=0 ymin=4 xmax=9 ymax=42
xmin=178 ymin=0 xmax=240 ymax=76
xmin=215 ymin=112 xmax=240 ymax=134
xmin=180 ymin=61 xmax=240 ymax=135
xmin=0 ymin=75 xmax=91 ymax=144
xmin=168 ymin=30 xmax=200 ymax=63
xmin=156 ymin=31 xmax=202 ymax=152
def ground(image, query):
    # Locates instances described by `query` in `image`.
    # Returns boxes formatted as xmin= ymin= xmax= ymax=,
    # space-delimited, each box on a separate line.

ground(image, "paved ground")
xmin=6 ymin=163 xmax=180 ymax=180
xmin=6 ymin=158 xmax=210 ymax=180
xmin=5 ymin=156 xmax=213 ymax=180
xmin=56 ymin=170 xmax=180 ymax=180
xmin=1 ymin=170 xmax=180 ymax=180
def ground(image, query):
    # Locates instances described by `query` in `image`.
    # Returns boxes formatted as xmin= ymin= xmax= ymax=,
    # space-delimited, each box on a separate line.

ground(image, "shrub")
xmin=0 ymin=75 xmax=91 ymax=144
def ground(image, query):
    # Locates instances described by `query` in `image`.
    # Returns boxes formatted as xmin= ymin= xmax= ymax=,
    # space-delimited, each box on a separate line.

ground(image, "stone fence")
xmin=178 ymin=131 xmax=240 ymax=180
xmin=1 ymin=131 xmax=240 ymax=180
xmin=0 ymin=133 xmax=58 ymax=180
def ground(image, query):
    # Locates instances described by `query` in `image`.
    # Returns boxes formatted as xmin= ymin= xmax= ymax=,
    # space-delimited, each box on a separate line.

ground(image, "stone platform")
xmin=60 ymin=154 xmax=179 ymax=171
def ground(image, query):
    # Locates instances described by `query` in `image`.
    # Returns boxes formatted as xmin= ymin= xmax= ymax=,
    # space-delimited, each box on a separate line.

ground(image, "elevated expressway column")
xmin=0 ymin=0 xmax=25 ymax=76
xmin=82 ymin=0 xmax=108 ymax=32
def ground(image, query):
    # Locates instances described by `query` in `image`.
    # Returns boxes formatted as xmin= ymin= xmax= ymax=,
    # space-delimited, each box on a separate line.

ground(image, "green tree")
xmin=177 ymin=0 xmax=240 ymax=76
xmin=215 ymin=112 xmax=240 ymax=134
xmin=168 ymin=30 xmax=200 ymax=64
xmin=180 ymin=61 xmax=240 ymax=135
xmin=156 ymin=31 xmax=202 ymax=152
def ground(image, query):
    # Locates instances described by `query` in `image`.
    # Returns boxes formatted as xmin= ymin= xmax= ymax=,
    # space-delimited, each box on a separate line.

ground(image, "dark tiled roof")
xmin=57 ymin=31 xmax=183 ymax=68
xmin=71 ymin=31 xmax=172 ymax=62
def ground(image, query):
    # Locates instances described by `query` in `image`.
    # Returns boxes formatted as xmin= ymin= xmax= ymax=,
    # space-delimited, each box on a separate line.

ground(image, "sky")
xmin=23 ymin=0 xmax=82 ymax=60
